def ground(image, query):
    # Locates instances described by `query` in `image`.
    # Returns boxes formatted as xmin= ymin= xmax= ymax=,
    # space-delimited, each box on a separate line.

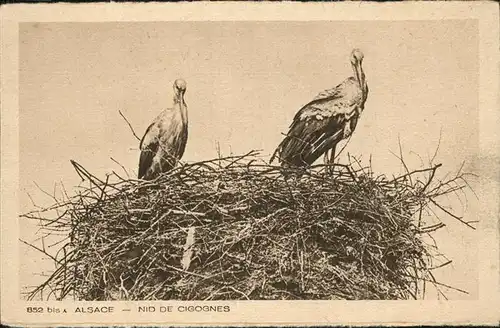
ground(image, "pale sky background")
xmin=19 ymin=20 xmax=479 ymax=300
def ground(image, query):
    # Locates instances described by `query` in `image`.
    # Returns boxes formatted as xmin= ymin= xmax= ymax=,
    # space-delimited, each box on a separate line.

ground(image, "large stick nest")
xmin=22 ymin=150 xmax=474 ymax=300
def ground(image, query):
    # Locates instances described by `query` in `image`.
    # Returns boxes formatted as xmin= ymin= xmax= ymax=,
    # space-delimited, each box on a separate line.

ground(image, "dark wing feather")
xmin=270 ymin=87 xmax=345 ymax=164
xmin=271 ymin=77 xmax=363 ymax=166
xmin=138 ymin=122 xmax=159 ymax=179
xmin=277 ymin=114 xmax=345 ymax=167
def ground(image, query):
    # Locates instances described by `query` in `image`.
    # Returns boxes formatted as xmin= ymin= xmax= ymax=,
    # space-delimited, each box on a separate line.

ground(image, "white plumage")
xmin=138 ymin=79 xmax=188 ymax=180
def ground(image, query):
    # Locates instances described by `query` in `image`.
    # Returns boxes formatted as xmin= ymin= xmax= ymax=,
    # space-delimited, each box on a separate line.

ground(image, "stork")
xmin=270 ymin=49 xmax=368 ymax=173
xmin=138 ymin=79 xmax=188 ymax=180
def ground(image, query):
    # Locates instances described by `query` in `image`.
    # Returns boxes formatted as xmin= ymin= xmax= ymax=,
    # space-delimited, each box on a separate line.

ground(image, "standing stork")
xmin=138 ymin=78 xmax=188 ymax=180
xmin=270 ymin=49 xmax=368 ymax=172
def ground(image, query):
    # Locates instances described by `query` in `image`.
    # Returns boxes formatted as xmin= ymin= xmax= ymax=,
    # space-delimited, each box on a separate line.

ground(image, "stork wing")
xmin=272 ymin=78 xmax=360 ymax=166
xmin=291 ymin=83 xmax=345 ymax=124
xmin=138 ymin=122 xmax=159 ymax=179
xmin=276 ymin=111 xmax=348 ymax=167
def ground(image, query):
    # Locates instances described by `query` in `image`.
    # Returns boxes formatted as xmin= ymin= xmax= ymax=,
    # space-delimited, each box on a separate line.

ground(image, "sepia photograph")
xmin=1 ymin=2 xmax=499 ymax=326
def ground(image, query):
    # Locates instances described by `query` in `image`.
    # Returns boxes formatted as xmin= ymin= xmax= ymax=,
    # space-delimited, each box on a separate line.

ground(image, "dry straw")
xmin=22 ymin=150 xmax=475 ymax=301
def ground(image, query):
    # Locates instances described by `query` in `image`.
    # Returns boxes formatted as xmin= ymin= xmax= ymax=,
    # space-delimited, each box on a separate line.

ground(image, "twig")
xmin=430 ymin=127 xmax=443 ymax=165
xmin=389 ymin=164 xmax=442 ymax=184
xmin=421 ymin=163 xmax=442 ymax=192
xmin=110 ymin=157 xmax=131 ymax=179
xmin=20 ymin=239 xmax=60 ymax=264
xmin=428 ymin=260 xmax=453 ymax=271
xmin=119 ymin=110 xmax=141 ymax=141
xmin=430 ymin=199 xmax=476 ymax=230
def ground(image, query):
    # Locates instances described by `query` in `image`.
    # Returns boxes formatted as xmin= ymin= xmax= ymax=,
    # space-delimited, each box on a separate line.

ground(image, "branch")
xmin=119 ymin=110 xmax=141 ymax=142
xmin=389 ymin=164 xmax=442 ymax=185
xmin=421 ymin=163 xmax=442 ymax=192
xmin=430 ymin=199 xmax=476 ymax=230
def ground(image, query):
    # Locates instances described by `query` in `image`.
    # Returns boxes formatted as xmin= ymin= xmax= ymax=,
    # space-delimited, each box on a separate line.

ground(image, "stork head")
xmin=350 ymin=48 xmax=364 ymax=65
xmin=173 ymin=78 xmax=187 ymax=95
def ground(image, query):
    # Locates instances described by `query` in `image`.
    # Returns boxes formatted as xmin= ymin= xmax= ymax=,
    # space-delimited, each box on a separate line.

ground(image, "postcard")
xmin=1 ymin=1 xmax=499 ymax=326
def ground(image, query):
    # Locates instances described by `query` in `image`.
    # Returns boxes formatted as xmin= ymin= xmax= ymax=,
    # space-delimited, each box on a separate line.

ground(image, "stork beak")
xmin=353 ymin=60 xmax=363 ymax=86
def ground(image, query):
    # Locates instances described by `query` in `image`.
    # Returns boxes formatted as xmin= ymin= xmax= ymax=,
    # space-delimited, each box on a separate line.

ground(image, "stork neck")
xmin=352 ymin=63 xmax=367 ymax=97
xmin=351 ymin=64 xmax=360 ymax=84
xmin=176 ymin=97 xmax=188 ymax=125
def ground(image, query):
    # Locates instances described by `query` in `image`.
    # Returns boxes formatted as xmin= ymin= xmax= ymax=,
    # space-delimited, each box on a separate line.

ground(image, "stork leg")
xmin=323 ymin=149 xmax=331 ymax=166
xmin=328 ymin=144 xmax=337 ymax=175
